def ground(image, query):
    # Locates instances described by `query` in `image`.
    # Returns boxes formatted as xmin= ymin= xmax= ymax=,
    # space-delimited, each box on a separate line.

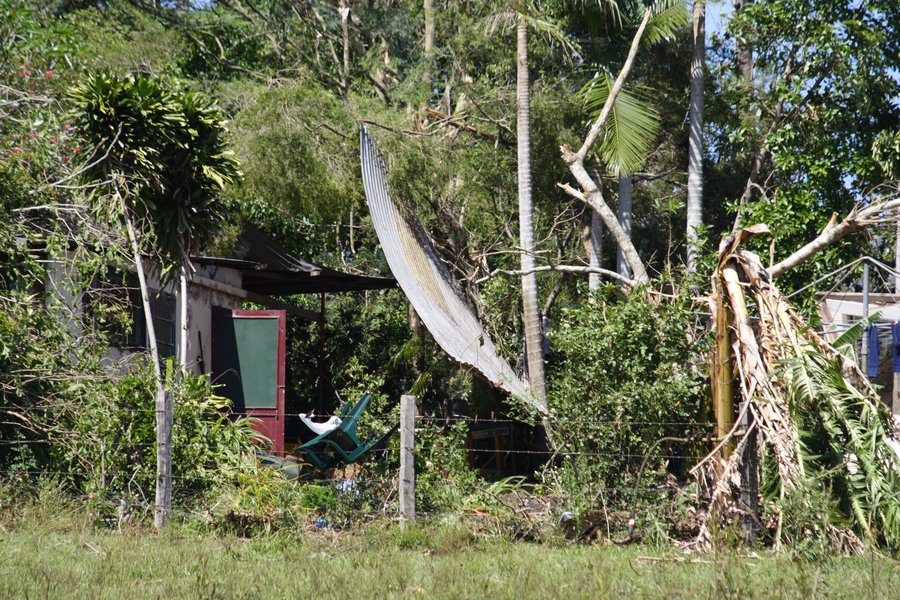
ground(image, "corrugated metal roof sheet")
xmin=194 ymin=223 xmax=397 ymax=295
xmin=359 ymin=125 xmax=545 ymax=414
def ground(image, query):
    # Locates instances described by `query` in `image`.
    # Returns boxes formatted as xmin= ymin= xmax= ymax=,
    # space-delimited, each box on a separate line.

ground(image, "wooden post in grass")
xmin=154 ymin=389 xmax=173 ymax=530
xmin=399 ymin=394 xmax=416 ymax=528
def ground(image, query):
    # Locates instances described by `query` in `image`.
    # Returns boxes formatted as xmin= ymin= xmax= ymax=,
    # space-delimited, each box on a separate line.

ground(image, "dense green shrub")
xmin=545 ymin=285 xmax=710 ymax=514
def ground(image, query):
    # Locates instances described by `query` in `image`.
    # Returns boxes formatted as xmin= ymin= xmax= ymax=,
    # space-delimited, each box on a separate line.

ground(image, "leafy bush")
xmin=545 ymin=285 xmax=709 ymax=518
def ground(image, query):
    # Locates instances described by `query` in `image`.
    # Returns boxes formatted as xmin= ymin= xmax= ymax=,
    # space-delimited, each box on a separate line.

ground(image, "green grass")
xmin=1 ymin=514 xmax=899 ymax=600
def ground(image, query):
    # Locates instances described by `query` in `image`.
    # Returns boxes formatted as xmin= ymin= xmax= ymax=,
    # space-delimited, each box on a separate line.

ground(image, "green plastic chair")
xmin=298 ymin=393 xmax=398 ymax=471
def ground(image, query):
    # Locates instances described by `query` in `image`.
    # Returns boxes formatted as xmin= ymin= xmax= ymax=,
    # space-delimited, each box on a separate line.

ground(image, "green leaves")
xmin=643 ymin=0 xmax=690 ymax=47
xmin=69 ymin=72 xmax=240 ymax=269
xmin=781 ymin=341 xmax=900 ymax=549
xmin=579 ymin=72 xmax=661 ymax=175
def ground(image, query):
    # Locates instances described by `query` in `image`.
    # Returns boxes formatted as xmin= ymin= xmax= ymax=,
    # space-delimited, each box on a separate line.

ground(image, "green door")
xmin=213 ymin=309 xmax=286 ymax=453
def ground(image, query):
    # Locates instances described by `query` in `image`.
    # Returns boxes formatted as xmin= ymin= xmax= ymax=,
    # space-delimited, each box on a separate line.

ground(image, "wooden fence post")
xmin=399 ymin=394 xmax=416 ymax=528
xmin=154 ymin=389 xmax=173 ymax=530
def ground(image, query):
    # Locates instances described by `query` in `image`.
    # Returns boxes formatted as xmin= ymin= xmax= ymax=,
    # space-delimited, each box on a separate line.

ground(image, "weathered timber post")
xmin=154 ymin=389 xmax=173 ymax=530
xmin=399 ymin=394 xmax=416 ymax=528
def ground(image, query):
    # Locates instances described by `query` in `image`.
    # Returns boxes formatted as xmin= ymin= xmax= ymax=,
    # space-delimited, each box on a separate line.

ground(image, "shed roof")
xmin=193 ymin=224 xmax=396 ymax=295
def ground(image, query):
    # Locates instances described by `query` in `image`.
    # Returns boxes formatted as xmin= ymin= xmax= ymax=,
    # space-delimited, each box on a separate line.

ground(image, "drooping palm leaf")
xmin=579 ymin=72 xmax=661 ymax=175
xmin=643 ymin=0 xmax=690 ymax=47
xmin=832 ymin=311 xmax=881 ymax=361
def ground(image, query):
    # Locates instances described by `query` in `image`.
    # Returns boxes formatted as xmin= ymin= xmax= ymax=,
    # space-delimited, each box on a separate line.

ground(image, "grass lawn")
xmin=1 ymin=516 xmax=899 ymax=600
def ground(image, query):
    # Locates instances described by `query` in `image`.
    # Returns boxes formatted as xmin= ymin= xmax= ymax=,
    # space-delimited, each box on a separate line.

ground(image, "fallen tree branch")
xmin=559 ymin=7 xmax=652 ymax=285
xmin=768 ymin=184 xmax=900 ymax=278
xmin=475 ymin=264 xmax=636 ymax=287
xmin=424 ymin=108 xmax=500 ymax=143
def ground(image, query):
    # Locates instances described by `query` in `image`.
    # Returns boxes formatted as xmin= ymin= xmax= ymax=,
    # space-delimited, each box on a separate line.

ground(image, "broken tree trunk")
xmin=560 ymin=6 xmax=652 ymax=286
xmin=693 ymin=221 xmax=900 ymax=553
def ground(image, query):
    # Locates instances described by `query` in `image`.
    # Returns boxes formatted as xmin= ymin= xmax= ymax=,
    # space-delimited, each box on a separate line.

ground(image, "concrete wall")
xmin=100 ymin=263 xmax=244 ymax=374
xmin=181 ymin=267 xmax=243 ymax=375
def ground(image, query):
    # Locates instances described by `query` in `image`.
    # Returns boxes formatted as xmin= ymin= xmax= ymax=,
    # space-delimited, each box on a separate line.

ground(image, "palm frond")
xmin=783 ymin=343 xmax=900 ymax=547
xmin=832 ymin=312 xmax=881 ymax=362
xmin=643 ymin=0 xmax=690 ymax=47
xmin=578 ymin=72 xmax=661 ymax=174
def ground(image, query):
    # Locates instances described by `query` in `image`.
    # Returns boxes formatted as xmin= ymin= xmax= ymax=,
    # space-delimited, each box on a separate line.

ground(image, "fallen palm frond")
xmin=692 ymin=227 xmax=900 ymax=553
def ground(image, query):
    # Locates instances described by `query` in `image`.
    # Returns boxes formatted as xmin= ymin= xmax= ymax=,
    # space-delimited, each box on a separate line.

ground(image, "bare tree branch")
xmin=768 ymin=184 xmax=900 ymax=278
xmin=475 ymin=264 xmax=636 ymax=287
xmin=560 ymin=6 xmax=653 ymax=285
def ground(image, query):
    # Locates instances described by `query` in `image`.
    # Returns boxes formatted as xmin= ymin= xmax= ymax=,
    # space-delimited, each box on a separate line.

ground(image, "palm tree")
xmin=71 ymin=73 xmax=239 ymax=529
xmin=515 ymin=14 xmax=546 ymax=402
xmin=487 ymin=2 xmax=576 ymax=405
xmin=686 ymin=0 xmax=705 ymax=272
xmin=562 ymin=0 xmax=687 ymax=285
xmin=578 ymin=71 xmax=660 ymax=280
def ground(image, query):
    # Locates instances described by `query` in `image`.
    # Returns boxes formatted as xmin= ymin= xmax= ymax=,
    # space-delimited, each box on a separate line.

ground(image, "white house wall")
xmin=101 ymin=263 xmax=244 ymax=374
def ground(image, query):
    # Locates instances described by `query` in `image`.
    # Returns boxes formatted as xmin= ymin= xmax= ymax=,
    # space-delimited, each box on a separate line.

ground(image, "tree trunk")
xmin=733 ymin=0 xmax=753 ymax=83
xmin=123 ymin=207 xmax=162 ymax=390
xmin=617 ymin=174 xmax=633 ymax=278
xmin=686 ymin=0 xmax=705 ymax=272
xmin=516 ymin=18 xmax=546 ymax=404
xmin=424 ymin=0 xmax=434 ymax=63
xmin=583 ymin=211 xmax=604 ymax=291
xmin=341 ymin=2 xmax=351 ymax=97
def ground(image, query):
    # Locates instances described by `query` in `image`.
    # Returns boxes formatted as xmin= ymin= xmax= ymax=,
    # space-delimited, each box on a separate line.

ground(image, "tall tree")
xmin=516 ymin=15 xmax=546 ymax=403
xmin=340 ymin=1 xmax=352 ymax=97
xmin=487 ymin=1 xmax=578 ymax=403
xmin=562 ymin=0 xmax=686 ymax=285
xmin=617 ymin=174 xmax=633 ymax=277
xmin=424 ymin=0 xmax=435 ymax=65
xmin=71 ymin=73 xmax=239 ymax=529
xmin=585 ymin=212 xmax=604 ymax=291
xmin=685 ymin=0 xmax=704 ymax=272
xmin=718 ymin=0 xmax=900 ymax=290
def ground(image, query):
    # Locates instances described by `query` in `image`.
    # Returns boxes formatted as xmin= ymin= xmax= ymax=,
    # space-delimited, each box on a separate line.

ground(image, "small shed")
xmin=159 ymin=225 xmax=395 ymax=455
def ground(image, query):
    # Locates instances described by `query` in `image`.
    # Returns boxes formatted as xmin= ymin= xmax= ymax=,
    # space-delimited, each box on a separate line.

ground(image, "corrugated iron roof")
xmin=194 ymin=223 xmax=396 ymax=295
xmin=359 ymin=125 xmax=545 ymax=413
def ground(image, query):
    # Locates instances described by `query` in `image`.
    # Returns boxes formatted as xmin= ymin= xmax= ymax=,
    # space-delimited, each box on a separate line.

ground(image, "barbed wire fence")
xmin=0 ymin=396 xmax=715 ymax=536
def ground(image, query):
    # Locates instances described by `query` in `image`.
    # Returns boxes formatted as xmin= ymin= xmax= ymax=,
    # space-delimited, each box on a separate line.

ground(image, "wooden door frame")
xmin=212 ymin=308 xmax=287 ymax=454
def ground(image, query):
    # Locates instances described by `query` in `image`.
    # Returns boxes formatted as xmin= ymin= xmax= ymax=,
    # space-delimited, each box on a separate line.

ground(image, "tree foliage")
xmin=69 ymin=72 xmax=240 ymax=267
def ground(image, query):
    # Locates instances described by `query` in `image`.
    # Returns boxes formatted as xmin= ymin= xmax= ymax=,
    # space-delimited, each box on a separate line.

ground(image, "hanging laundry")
xmin=868 ymin=324 xmax=880 ymax=378
xmin=892 ymin=322 xmax=900 ymax=373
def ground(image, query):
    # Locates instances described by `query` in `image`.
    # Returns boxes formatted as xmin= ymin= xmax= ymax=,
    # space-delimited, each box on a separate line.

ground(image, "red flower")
xmin=45 ymin=70 xmax=53 ymax=78
xmin=49 ymin=136 xmax=57 ymax=143
xmin=10 ymin=147 xmax=22 ymax=154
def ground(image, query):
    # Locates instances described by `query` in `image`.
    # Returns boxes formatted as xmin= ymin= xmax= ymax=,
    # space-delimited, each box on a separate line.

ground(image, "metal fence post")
xmin=399 ymin=394 xmax=416 ymax=528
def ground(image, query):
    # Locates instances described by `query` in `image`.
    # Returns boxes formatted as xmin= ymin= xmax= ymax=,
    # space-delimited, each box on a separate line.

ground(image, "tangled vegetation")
xmin=1 ymin=0 xmax=900 ymax=567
